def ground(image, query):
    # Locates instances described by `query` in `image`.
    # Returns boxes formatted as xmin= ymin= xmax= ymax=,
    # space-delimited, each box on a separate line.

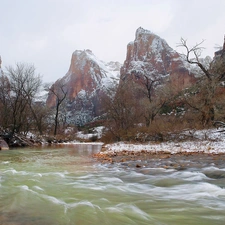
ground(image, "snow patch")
xmin=72 ymin=50 xmax=121 ymax=90
xmin=76 ymin=126 xmax=104 ymax=140
xmin=103 ymin=129 xmax=225 ymax=155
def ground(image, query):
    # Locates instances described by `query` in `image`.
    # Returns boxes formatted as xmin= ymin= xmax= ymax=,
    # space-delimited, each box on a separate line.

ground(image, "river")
xmin=0 ymin=144 xmax=225 ymax=225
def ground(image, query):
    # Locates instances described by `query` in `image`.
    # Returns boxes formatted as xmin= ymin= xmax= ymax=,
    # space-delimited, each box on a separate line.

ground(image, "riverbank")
xmin=93 ymin=149 xmax=225 ymax=169
xmin=93 ymin=128 xmax=225 ymax=168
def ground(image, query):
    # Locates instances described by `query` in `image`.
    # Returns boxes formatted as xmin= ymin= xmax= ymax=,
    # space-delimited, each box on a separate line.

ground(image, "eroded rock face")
xmin=121 ymin=27 xmax=196 ymax=89
xmin=47 ymin=28 xmax=200 ymax=126
xmin=46 ymin=50 xmax=121 ymax=125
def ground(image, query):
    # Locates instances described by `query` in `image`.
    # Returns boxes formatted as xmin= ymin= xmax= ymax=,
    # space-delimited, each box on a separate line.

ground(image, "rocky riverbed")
xmin=93 ymin=149 xmax=225 ymax=170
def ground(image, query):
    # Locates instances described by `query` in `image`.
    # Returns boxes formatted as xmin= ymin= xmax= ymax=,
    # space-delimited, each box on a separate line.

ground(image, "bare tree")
xmin=30 ymin=101 xmax=51 ymax=135
xmin=0 ymin=73 xmax=11 ymax=129
xmin=130 ymin=69 xmax=172 ymax=127
xmin=5 ymin=63 xmax=42 ymax=134
xmin=47 ymin=83 xmax=68 ymax=136
xmin=102 ymin=78 xmax=142 ymax=141
xmin=137 ymin=74 xmax=168 ymax=126
xmin=178 ymin=38 xmax=225 ymax=126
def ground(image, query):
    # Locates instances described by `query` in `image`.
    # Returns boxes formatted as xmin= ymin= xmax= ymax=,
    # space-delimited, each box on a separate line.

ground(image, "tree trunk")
xmin=201 ymin=105 xmax=214 ymax=126
xmin=54 ymin=102 xmax=60 ymax=136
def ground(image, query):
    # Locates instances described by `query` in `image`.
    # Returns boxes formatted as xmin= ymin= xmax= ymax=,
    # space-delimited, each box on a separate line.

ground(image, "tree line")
xmin=0 ymin=39 xmax=225 ymax=144
xmin=101 ymin=39 xmax=225 ymax=142
xmin=0 ymin=63 xmax=69 ymax=142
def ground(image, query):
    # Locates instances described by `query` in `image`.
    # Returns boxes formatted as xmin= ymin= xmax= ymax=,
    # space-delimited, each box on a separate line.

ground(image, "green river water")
xmin=0 ymin=144 xmax=225 ymax=225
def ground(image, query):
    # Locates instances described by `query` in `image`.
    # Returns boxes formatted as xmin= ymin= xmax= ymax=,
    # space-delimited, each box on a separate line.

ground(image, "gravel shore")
xmin=93 ymin=149 xmax=225 ymax=169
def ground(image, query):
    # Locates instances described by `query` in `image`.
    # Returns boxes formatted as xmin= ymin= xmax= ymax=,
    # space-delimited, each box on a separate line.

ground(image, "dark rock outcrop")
xmin=0 ymin=138 xmax=9 ymax=150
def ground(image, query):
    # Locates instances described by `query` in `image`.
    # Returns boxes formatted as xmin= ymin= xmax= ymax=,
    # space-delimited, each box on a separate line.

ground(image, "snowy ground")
xmin=65 ymin=127 xmax=225 ymax=155
xmin=76 ymin=126 xmax=104 ymax=140
xmin=103 ymin=128 xmax=225 ymax=155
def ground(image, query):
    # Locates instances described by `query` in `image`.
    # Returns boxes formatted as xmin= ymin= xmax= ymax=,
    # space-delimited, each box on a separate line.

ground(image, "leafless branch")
xmin=178 ymin=38 xmax=212 ymax=80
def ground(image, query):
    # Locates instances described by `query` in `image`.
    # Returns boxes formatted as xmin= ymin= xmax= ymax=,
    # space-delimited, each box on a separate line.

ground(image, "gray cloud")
xmin=1 ymin=0 xmax=224 ymax=82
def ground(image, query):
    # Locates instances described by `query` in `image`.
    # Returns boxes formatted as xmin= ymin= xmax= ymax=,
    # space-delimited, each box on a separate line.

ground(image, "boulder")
xmin=0 ymin=138 xmax=9 ymax=150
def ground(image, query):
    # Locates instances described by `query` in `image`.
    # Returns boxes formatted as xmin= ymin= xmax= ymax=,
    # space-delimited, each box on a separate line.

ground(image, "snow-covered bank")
xmin=103 ymin=129 xmax=225 ymax=155
xmin=104 ymin=140 xmax=225 ymax=155
xmin=61 ymin=141 xmax=103 ymax=145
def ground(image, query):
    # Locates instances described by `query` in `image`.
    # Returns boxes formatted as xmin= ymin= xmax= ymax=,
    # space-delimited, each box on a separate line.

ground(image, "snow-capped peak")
xmin=69 ymin=49 xmax=121 ymax=88
xmin=135 ymin=27 xmax=153 ymax=39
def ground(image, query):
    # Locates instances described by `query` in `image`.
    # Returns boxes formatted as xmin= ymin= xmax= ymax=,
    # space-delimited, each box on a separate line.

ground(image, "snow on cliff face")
xmin=61 ymin=49 xmax=120 ymax=97
xmin=133 ymin=27 xmax=176 ymax=61
xmin=47 ymin=49 xmax=121 ymax=126
xmin=121 ymin=27 xmax=196 ymax=88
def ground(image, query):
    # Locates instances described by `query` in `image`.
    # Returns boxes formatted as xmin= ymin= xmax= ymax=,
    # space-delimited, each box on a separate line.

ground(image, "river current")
xmin=0 ymin=144 xmax=225 ymax=225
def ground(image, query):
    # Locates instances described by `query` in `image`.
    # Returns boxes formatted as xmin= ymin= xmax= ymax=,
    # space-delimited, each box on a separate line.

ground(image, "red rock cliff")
xmin=46 ymin=50 xmax=120 ymax=125
xmin=121 ymin=27 xmax=196 ymax=89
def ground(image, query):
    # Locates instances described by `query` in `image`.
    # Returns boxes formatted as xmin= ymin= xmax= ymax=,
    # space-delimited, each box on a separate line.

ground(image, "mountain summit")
xmin=47 ymin=49 xmax=121 ymax=125
xmin=121 ymin=27 xmax=196 ymax=88
xmin=47 ymin=27 xmax=198 ymax=126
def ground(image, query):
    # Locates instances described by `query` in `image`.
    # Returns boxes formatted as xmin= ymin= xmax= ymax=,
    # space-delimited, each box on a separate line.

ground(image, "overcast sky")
xmin=1 ymin=0 xmax=224 ymax=82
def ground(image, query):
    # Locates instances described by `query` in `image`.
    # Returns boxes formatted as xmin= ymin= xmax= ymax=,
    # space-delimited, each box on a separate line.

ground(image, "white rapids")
xmin=0 ymin=145 xmax=225 ymax=225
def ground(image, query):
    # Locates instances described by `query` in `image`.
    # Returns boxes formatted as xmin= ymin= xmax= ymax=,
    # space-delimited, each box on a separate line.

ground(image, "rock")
xmin=46 ymin=27 xmax=201 ymax=127
xmin=0 ymin=138 xmax=9 ymax=150
xmin=120 ymin=158 xmax=127 ymax=162
xmin=159 ymin=154 xmax=171 ymax=159
xmin=46 ymin=50 xmax=121 ymax=126
xmin=120 ymin=27 xmax=196 ymax=90
xmin=101 ymin=146 xmax=107 ymax=152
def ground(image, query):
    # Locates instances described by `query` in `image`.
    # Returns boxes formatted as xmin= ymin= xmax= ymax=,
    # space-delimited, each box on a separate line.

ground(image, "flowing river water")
xmin=0 ymin=144 xmax=225 ymax=225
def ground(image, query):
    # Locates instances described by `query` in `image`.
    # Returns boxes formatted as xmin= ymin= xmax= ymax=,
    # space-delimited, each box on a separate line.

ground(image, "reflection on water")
xmin=0 ymin=145 xmax=225 ymax=225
